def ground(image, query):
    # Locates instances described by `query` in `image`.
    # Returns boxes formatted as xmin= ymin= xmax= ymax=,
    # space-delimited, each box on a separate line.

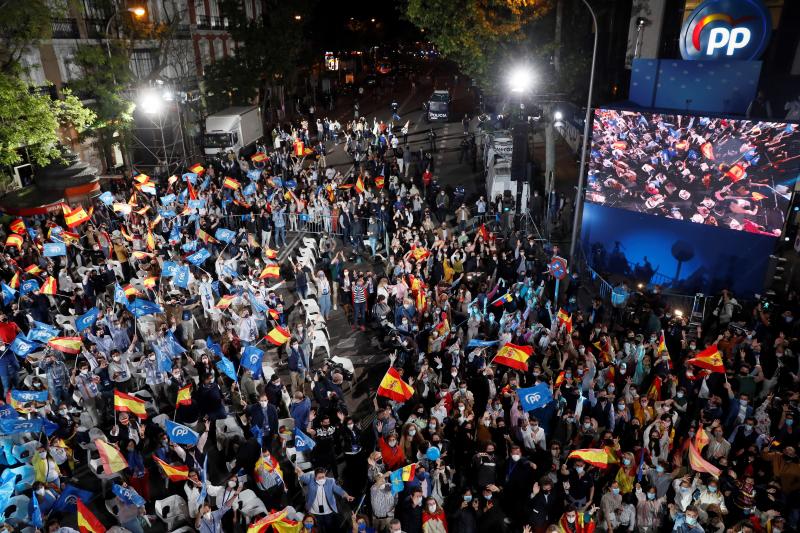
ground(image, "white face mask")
xmin=408 ymin=429 xmax=416 ymax=437
xmin=511 ymin=454 xmax=521 ymax=461
xmin=227 ymin=480 xmax=236 ymax=488
xmin=204 ymin=512 xmax=212 ymax=521
xmin=567 ymin=516 xmax=576 ymax=524
xmin=260 ymin=401 xmax=269 ymax=408
xmin=427 ymin=504 xmax=437 ymax=513
xmin=316 ymin=478 xmax=326 ymax=486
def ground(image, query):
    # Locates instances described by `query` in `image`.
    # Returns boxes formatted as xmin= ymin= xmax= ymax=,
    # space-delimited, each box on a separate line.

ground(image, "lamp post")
xmin=569 ymin=0 xmax=599 ymax=261
xmin=104 ymin=6 xmax=146 ymax=65
xmin=508 ymin=66 xmax=534 ymax=224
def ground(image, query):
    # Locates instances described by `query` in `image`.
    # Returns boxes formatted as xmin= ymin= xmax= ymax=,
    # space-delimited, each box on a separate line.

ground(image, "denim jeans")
xmin=353 ymin=301 xmax=366 ymax=326
xmin=274 ymin=226 xmax=286 ymax=247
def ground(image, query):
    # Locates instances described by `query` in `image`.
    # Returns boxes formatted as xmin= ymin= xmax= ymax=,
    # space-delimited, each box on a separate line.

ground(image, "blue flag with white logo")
xmin=467 ymin=339 xmax=499 ymax=348
xmin=206 ymin=336 xmax=223 ymax=357
xmin=161 ymin=261 xmax=178 ymax=278
xmin=518 ymin=383 xmax=554 ymax=412
xmin=10 ymin=389 xmax=48 ymax=403
xmin=0 ymin=477 xmax=15 ymax=516
xmin=188 ymin=199 xmax=205 ymax=209
xmin=98 ymin=191 xmax=114 ymax=205
xmin=165 ymin=331 xmax=186 ymax=357
xmin=241 ymin=345 xmax=264 ymax=378
xmin=182 ymin=240 xmax=198 ymax=253
xmin=173 ymin=265 xmax=190 ymax=289
xmin=294 ymin=428 xmax=316 ymax=452
xmin=247 ymin=169 xmax=261 ymax=181
xmin=9 ymin=334 xmax=35 ymax=357
xmin=0 ymin=404 xmax=18 ymax=419
xmin=186 ymin=248 xmax=211 ymax=267
xmin=114 ymin=283 xmax=127 ymax=305
xmin=28 ymin=327 xmax=56 ymax=343
xmin=76 ymin=307 xmax=99 ymax=332
xmin=1 ymin=282 xmax=16 ymax=305
xmin=0 ymin=417 xmax=42 ymax=435
xmin=112 ymin=483 xmax=146 ymax=507
xmin=53 ymin=483 xmax=94 ymax=513
xmin=31 ymin=487 xmax=43 ymax=528
xmin=214 ymin=228 xmax=236 ymax=243
xmin=182 ymin=172 xmax=198 ymax=184
xmin=243 ymin=183 xmax=256 ymax=197
xmin=165 ymin=419 xmax=199 ymax=446
xmin=43 ymin=242 xmax=67 ymax=257
xmin=160 ymin=194 xmax=176 ymax=206
xmin=168 ymin=225 xmax=181 ymax=244
xmin=215 ymin=354 xmax=237 ymax=381
xmin=20 ymin=279 xmax=39 ymax=296
xmin=126 ymin=298 xmax=163 ymax=317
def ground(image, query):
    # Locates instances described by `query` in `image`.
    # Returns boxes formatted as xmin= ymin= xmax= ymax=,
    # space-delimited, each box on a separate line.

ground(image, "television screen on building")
xmin=586 ymin=109 xmax=799 ymax=237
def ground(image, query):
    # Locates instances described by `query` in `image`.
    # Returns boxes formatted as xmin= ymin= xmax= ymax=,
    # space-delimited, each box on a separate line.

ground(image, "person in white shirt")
xmin=184 ymin=470 xmax=223 ymax=519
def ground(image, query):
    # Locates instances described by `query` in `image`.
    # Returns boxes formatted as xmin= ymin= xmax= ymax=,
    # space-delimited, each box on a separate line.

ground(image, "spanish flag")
xmin=272 ymin=516 xmax=303 ymax=533
xmin=479 ymin=224 xmax=490 ymax=242
xmin=375 ymin=176 xmax=385 ymax=189
xmin=9 ymin=271 xmax=19 ymax=289
xmin=135 ymin=206 xmax=150 ymax=216
xmin=554 ymin=370 xmax=566 ymax=388
xmin=40 ymin=276 xmax=57 ymax=295
xmin=61 ymin=230 xmax=80 ymax=245
xmin=95 ymin=439 xmax=128 ymax=474
xmin=215 ymin=294 xmax=236 ymax=309
xmin=120 ymin=228 xmax=134 ymax=242
xmin=751 ymin=192 xmax=767 ymax=201
xmin=133 ymin=173 xmax=150 ymax=184
xmin=265 ymin=248 xmax=278 ymax=259
xmin=149 ymin=216 xmax=162 ymax=230
xmin=113 ymin=390 xmax=147 ymax=419
xmin=646 ymin=375 xmax=662 ymax=400
xmin=5 ymin=234 xmax=22 ymax=248
xmin=695 ymin=424 xmax=710 ymax=453
xmin=493 ymin=343 xmax=532 ymax=372
xmin=725 ymin=164 xmax=745 ymax=182
xmin=265 ymin=325 xmax=290 ymax=346
xmin=47 ymin=337 xmax=83 ymax=354
xmin=143 ymin=276 xmax=158 ymax=289
xmin=411 ymin=246 xmax=430 ymax=262
xmin=688 ymin=441 xmax=720 ymax=477
xmin=377 ymin=367 xmax=414 ymax=402
xmin=355 ymin=176 xmax=365 ymax=194
xmin=64 ymin=206 xmax=90 ymax=228
xmin=25 ymin=264 xmax=42 ymax=275
xmin=247 ymin=510 xmax=288 ymax=533
xmin=127 ymin=192 xmax=137 ymax=206
xmin=223 ymin=177 xmax=241 ymax=190
xmin=557 ymin=309 xmax=573 ymax=333
xmin=131 ymin=251 xmax=154 ymax=260
xmin=254 ymin=451 xmax=284 ymax=485
xmin=153 ymin=455 xmax=189 ymax=482
xmin=251 ymin=152 xmax=267 ymax=163
xmin=657 ymin=330 xmax=672 ymax=368
xmin=259 ymin=264 xmax=280 ymax=279
xmin=293 ymin=140 xmax=305 ymax=157
xmin=188 ymin=163 xmax=205 ymax=174
xmin=198 ymin=228 xmax=219 ymax=244
xmin=77 ymin=498 xmax=106 ymax=533
xmin=9 ymin=219 xmax=25 ymax=235
xmin=567 ymin=448 xmax=609 ymax=468
xmin=123 ymin=284 xmax=139 ymax=297
xmin=415 ymin=290 xmax=427 ymax=313
xmin=687 ymin=345 xmax=725 ymax=373
xmin=176 ymin=384 xmax=192 ymax=407
xmin=434 ymin=317 xmax=450 ymax=337
xmin=146 ymin=231 xmax=155 ymax=251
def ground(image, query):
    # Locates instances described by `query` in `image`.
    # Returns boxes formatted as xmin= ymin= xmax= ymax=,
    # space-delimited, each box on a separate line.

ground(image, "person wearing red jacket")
xmin=377 ymin=430 xmax=406 ymax=471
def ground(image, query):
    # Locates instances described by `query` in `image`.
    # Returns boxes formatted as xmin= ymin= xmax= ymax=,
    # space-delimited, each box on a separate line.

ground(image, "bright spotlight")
xmin=139 ymin=91 xmax=163 ymax=114
xmin=674 ymin=309 xmax=684 ymax=318
xmin=554 ymin=111 xmax=564 ymax=121
xmin=130 ymin=6 xmax=146 ymax=17
xmin=508 ymin=67 xmax=533 ymax=93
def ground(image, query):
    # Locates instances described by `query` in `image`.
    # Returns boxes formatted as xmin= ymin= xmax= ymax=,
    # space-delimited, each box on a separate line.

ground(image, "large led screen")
xmin=587 ymin=109 xmax=799 ymax=237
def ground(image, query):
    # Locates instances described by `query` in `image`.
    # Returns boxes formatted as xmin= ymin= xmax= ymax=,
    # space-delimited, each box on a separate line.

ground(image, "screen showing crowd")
xmin=586 ymin=108 xmax=799 ymax=237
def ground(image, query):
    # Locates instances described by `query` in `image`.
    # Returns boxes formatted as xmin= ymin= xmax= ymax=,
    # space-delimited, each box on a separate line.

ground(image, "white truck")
xmin=204 ymin=106 xmax=263 ymax=157
xmin=484 ymin=130 xmax=529 ymax=208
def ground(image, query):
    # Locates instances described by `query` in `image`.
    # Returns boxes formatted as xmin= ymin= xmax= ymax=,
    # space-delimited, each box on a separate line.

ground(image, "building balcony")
xmin=51 ymin=18 xmax=80 ymax=39
xmin=196 ymin=15 xmax=228 ymax=31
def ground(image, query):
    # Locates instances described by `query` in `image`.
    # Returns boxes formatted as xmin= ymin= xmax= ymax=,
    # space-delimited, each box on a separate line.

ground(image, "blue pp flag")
xmin=126 ymin=298 xmax=163 ymax=317
xmin=31 ymin=488 xmax=43 ymax=528
xmin=215 ymin=355 xmax=237 ymax=381
xmin=187 ymin=248 xmax=211 ymax=267
xmin=165 ymin=419 xmax=199 ymax=446
xmin=518 ymin=383 xmax=554 ymax=412
xmin=112 ymin=483 xmax=146 ymax=507
xmin=241 ymin=345 xmax=264 ymax=378
xmin=173 ymin=265 xmax=191 ymax=289
xmin=389 ymin=469 xmax=405 ymax=494
xmin=43 ymin=242 xmax=67 ymax=257
xmin=206 ymin=336 xmax=223 ymax=357
xmin=0 ymin=404 xmax=18 ymax=420
xmin=182 ymin=240 xmax=198 ymax=253
xmin=182 ymin=172 xmax=198 ymax=184
xmin=20 ymin=279 xmax=39 ymax=296
xmin=76 ymin=307 xmax=99 ymax=332
xmin=31 ymin=320 xmax=59 ymax=336
xmin=98 ymin=191 xmax=114 ymax=205
xmin=294 ymin=428 xmax=316 ymax=452
xmin=247 ymin=169 xmax=261 ymax=181
xmin=188 ymin=199 xmax=205 ymax=209
xmin=9 ymin=334 xmax=36 ymax=357
xmin=161 ymin=261 xmax=178 ymax=278
xmin=114 ymin=283 xmax=127 ymax=305
xmin=42 ymin=417 xmax=59 ymax=436
xmin=271 ymin=177 xmax=283 ymax=188
xmin=197 ymin=454 xmax=208 ymax=504
xmin=28 ymin=326 xmax=56 ymax=343
xmin=168 ymin=225 xmax=181 ymax=244
xmin=159 ymin=209 xmax=176 ymax=218
xmin=53 ymin=483 xmax=93 ymax=513
xmin=160 ymin=194 xmax=177 ymax=206
xmin=1 ymin=282 xmax=16 ymax=305
xmin=0 ymin=477 xmax=14 ymax=515
xmin=248 ymin=291 xmax=268 ymax=313
xmin=243 ymin=183 xmax=256 ymax=197
xmin=0 ymin=417 xmax=42 ymax=435
xmin=214 ymin=228 xmax=236 ymax=243
xmin=466 ymin=339 xmax=499 ymax=348
xmin=165 ymin=331 xmax=186 ymax=357
xmin=10 ymin=389 xmax=48 ymax=403
xmin=285 ymin=179 xmax=297 ymax=189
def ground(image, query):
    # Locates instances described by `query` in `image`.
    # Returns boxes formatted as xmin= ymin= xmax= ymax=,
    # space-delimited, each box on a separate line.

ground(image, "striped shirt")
xmin=352 ymin=284 xmax=368 ymax=304
xmin=370 ymin=483 xmax=397 ymax=519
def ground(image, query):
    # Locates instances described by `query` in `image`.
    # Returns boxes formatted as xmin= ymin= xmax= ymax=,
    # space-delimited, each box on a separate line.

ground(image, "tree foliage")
xmin=405 ymin=0 xmax=552 ymax=88
xmin=0 ymin=73 xmax=95 ymax=167
xmin=69 ymin=44 xmax=135 ymax=132
xmin=0 ymin=0 xmax=66 ymax=75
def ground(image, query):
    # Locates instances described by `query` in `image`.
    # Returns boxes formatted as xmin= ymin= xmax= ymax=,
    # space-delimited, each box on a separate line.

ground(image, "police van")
xmin=424 ymin=90 xmax=451 ymax=122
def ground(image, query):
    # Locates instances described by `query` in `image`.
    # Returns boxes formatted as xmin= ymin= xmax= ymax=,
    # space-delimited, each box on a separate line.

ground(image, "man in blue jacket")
xmin=246 ymin=391 xmax=279 ymax=448
xmin=295 ymin=466 xmax=354 ymax=533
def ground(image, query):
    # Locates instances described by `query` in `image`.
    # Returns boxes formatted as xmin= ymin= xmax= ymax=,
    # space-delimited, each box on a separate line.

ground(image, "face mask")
xmin=656 ymin=465 xmax=664 ymax=473
xmin=608 ymin=385 xmax=615 ymax=393
xmin=459 ymin=387 xmax=467 ymax=393
xmin=80 ymin=370 xmax=89 ymax=376
xmin=612 ymin=487 xmax=620 ymax=495
xmin=622 ymin=459 xmax=631 ymax=466
xmin=511 ymin=454 xmax=521 ymax=462
xmin=304 ymin=524 xmax=314 ymax=530
xmin=316 ymin=479 xmax=326 ymax=486
xmin=204 ymin=512 xmax=212 ymax=521
xmin=618 ymin=403 xmax=625 ymax=410
xmin=408 ymin=430 xmax=416 ymax=437
xmin=745 ymin=424 xmax=753 ymax=431
xmin=740 ymin=400 xmax=748 ymax=406
xmin=787 ymin=419 xmax=794 ymax=426
xmin=484 ymin=493 xmax=492 ymax=500
xmin=677 ymin=392 xmax=684 ymax=398
xmin=427 ymin=504 xmax=437 ymax=513
xmin=39 ymin=451 xmax=47 ymax=458
xmin=59 ymin=409 xmax=68 ymax=416
xmin=112 ymin=356 xmax=120 ymax=362
xmin=575 ymin=467 xmax=584 ymax=474
xmin=458 ymin=405 xmax=465 ymax=412
xmin=647 ymin=492 xmax=656 ymax=500
xmin=567 ymin=516 xmax=576 ymax=524
xmin=583 ymin=422 xmax=592 ymax=430
xmin=149 ymin=355 xmax=156 ymax=361
xmin=428 ymin=423 xmax=436 ymax=430
xmin=260 ymin=401 xmax=269 ymax=408
xmin=681 ymin=486 xmax=691 ymax=493
xmin=36 ymin=488 xmax=45 ymax=496
xmin=358 ymin=524 xmax=367 ymax=531
xmin=686 ymin=516 xmax=697 ymax=526
xmin=347 ymin=424 xmax=354 ymax=430
xmin=388 ymin=441 xmax=397 ymax=447
xmin=708 ymin=486 xmax=717 ymax=493
xmin=463 ymin=495 xmax=472 ymax=503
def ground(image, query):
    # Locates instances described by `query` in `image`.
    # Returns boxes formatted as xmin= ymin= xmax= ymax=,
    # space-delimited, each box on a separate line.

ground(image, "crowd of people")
xmin=0 ymin=99 xmax=797 ymax=533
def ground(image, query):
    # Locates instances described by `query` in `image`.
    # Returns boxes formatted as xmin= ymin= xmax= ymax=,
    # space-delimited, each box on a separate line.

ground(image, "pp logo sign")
xmin=524 ymin=392 xmax=542 ymax=405
xmin=172 ymin=427 xmax=189 ymax=437
xmin=679 ymin=0 xmax=771 ymax=61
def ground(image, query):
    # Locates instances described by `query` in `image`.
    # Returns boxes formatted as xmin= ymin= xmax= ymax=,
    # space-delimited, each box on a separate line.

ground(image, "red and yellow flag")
xmin=493 ymin=343 xmax=533 ymax=372
xmin=554 ymin=370 xmax=566 ymax=388
xmin=557 ymin=309 xmax=573 ymax=333
xmin=479 ymin=224 xmax=490 ymax=242
xmin=355 ymin=176 xmax=365 ymax=194
xmin=143 ymin=276 xmax=158 ymax=289
xmin=9 ymin=219 xmax=25 ymax=235
xmin=176 ymin=384 xmax=192 ymax=407
xmin=646 ymin=375 xmax=662 ymax=401
xmin=113 ymin=390 xmax=147 ymax=419
xmin=77 ymin=498 xmax=106 ymax=533
xmin=411 ymin=246 xmax=430 ymax=262
xmin=95 ymin=439 xmax=128 ymax=474
xmin=259 ymin=264 xmax=280 ymax=279
xmin=567 ymin=448 xmax=609 ymax=469
xmin=400 ymin=463 xmax=417 ymax=481
xmin=657 ymin=330 xmax=672 ymax=368
xmin=687 ymin=345 xmax=725 ymax=373
xmin=146 ymin=231 xmax=156 ymax=251
xmin=198 ymin=228 xmax=219 ymax=244
xmin=223 ymin=177 xmax=241 ymax=190
xmin=215 ymin=294 xmax=236 ymax=309
xmin=40 ymin=276 xmax=57 ymax=295
xmin=133 ymin=173 xmax=150 ymax=184
xmin=293 ymin=140 xmax=305 ymax=157
xmin=188 ymin=163 xmax=205 ymax=174
xmin=153 ymin=455 xmax=189 ymax=481
xmin=24 ymin=264 xmax=42 ymax=275
xmin=688 ymin=441 xmax=720 ymax=477
xmin=64 ymin=206 xmax=90 ymax=228
xmin=5 ymin=234 xmax=22 ymax=248
xmin=122 ymin=284 xmax=139 ymax=297
xmin=375 ymin=176 xmax=385 ymax=189
xmin=251 ymin=152 xmax=267 ymax=163
xmin=131 ymin=251 xmax=154 ymax=260
xmin=47 ymin=337 xmax=83 ymax=354
xmin=265 ymin=325 xmax=290 ymax=346
xmin=9 ymin=271 xmax=19 ymax=289
xmin=377 ymin=367 xmax=414 ymax=403
xmin=265 ymin=248 xmax=278 ymax=259
xmin=695 ymin=424 xmax=710 ymax=453
xmin=247 ymin=510 xmax=288 ymax=533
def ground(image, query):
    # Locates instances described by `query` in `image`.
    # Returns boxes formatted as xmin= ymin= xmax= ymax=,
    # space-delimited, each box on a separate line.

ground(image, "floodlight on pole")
xmin=508 ymin=67 xmax=533 ymax=93
xmin=554 ymin=111 xmax=564 ymax=121
xmin=139 ymin=90 xmax=163 ymax=115
xmin=130 ymin=6 xmax=146 ymax=18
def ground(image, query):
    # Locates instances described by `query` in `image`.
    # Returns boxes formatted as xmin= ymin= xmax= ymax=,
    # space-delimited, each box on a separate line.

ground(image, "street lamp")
xmin=554 ymin=111 xmax=564 ymax=121
xmin=294 ymin=14 xmax=302 ymax=21
xmin=139 ymin=90 xmax=164 ymax=115
xmin=569 ymin=0 xmax=599 ymax=262
xmin=105 ymin=6 xmax=146 ymax=63
xmin=508 ymin=66 xmax=533 ymax=94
